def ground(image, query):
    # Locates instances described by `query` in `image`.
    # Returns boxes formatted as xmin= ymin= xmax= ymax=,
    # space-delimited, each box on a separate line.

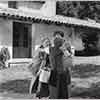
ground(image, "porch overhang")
xmin=0 ymin=7 xmax=100 ymax=29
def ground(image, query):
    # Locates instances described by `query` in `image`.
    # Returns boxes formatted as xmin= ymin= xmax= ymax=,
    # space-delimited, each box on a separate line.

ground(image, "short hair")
xmin=53 ymin=31 xmax=64 ymax=37
xmin=54 ymin=37 xmax=63 ymax=47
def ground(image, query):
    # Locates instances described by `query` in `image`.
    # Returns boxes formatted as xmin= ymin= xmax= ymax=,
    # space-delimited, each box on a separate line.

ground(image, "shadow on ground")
xmin=72 ymin=64 xmax=100 ymax=78
xmin=72 ymin=82 xmax=100 ymax=99
xmin=0 ymin=79 xmax=100 ymax=99
xmin=0 ymin=79 xmax=35 ymax=99
xmin=0 ymin=79 xmax=30 ymax=94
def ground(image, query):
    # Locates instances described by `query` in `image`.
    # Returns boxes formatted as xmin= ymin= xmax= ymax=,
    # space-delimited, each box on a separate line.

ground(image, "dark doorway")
xmin=13 ymin=22 xmax=32 ymax=58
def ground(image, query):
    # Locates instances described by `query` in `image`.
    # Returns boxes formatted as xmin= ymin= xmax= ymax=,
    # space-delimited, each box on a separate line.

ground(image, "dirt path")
xmin=0 ymin=66 xmax=32 ymax=83
xmin=1 ymin=65 xmax=100 ymax=99
xmin=0 ymin=92 xmax=34 ymax=100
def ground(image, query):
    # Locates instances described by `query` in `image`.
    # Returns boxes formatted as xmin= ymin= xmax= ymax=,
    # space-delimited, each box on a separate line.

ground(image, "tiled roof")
xmin=0 ymin=7 xmax=100 ymax=29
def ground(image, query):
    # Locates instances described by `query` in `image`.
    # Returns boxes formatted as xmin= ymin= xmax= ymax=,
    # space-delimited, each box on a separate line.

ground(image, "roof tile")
xmin=0 ymin=7 xmax=100 ymax=29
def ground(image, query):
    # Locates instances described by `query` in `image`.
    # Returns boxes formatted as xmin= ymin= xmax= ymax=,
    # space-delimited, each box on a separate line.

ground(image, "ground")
xmin=0 ymin=64 xmax=100 ymax=99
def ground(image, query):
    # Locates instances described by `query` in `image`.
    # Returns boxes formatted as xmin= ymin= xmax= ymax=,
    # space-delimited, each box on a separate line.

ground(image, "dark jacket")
xmin=49 ymin=38 xmax=71 ymax=86
xmin=49 ymin=38 xmax=64 ymax=73
xmin=49 ymin=46 xmax=71 ymax=99
xmin=49 ymin=47 xmax=64 ymax=73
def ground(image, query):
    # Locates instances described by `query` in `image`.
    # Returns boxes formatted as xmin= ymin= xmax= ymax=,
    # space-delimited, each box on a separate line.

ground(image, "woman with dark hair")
xmin=49 ymin=31 xmax=72 ymax=99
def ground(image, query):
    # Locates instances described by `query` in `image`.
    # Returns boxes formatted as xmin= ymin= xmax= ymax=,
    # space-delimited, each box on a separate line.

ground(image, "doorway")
xmin=13 ymin=22 xmax=32 ymax=58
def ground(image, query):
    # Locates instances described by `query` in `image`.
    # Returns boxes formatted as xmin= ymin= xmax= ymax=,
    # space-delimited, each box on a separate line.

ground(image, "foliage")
xmin=73 ymin=27 xmax=100 ymax=56
xmin=56 ymin=1 xmax=100 ymax=22
xmin=0 ymin=47 xmax=10 ymax=69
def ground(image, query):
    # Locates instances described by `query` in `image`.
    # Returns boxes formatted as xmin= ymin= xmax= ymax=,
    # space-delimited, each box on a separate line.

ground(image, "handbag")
xmin=39 ymin=67 xmax=51 ymax=83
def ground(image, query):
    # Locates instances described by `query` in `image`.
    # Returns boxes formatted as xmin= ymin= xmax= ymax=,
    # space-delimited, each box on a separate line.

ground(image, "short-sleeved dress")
xmin=36 ymin=49 xmax=50 ymax=98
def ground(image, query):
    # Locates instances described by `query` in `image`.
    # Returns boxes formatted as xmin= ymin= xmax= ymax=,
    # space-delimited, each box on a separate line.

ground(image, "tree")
xmin=56 ymin=1 xmax=100 ymax=22
xmin=75 ymin=27 xmax=99 ymax=56
xmin=57 ymin=1 xmax=100 ymax=56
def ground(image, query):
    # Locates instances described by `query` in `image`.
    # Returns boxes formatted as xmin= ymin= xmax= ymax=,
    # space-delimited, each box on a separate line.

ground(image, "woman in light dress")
xmin=29 ymin=37 xmax=51 ymax=99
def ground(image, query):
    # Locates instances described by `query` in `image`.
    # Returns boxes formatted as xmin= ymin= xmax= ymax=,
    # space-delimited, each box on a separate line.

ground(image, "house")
xmin=0 ymin=1 xmax=100 ymax=64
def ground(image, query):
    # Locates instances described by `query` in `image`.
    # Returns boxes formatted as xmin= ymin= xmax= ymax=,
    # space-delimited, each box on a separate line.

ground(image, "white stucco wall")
xmin=18 ymin=1 xmax=44 ymax=10
xmin=32 ymin=24 xmax=36 ymax=57
xmin=0 ymin=2 xmax=8 ymax=8
xmin=0 ymin=18 xmax=12 ymax=58
xmin=41 ymin=0 xmax=56 ymax=16
xmin=33 ymin=23 xmax=84 ymax=51
xmin=71 ymin=35 xmax=84 ymax=50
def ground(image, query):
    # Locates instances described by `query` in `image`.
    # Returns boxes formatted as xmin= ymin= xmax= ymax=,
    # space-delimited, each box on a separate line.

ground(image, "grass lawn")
xmin=1 ymin=64 xmax=100 ymax=99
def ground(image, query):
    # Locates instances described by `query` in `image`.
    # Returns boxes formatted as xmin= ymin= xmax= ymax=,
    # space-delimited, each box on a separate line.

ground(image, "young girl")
xmin=29 ymin=37 xmax=51 ymax=98
xmin=35 ymin=37 xmax=51 ymax=98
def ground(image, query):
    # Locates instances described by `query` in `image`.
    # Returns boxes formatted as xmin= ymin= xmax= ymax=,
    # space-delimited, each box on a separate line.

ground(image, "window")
xmin=13 ymin=32 xmax=19 ymax=47
xmin=8 ymin=1 xmax=17 ymax=9
xmin=23 ymin=27 xmax=28 ymax=48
